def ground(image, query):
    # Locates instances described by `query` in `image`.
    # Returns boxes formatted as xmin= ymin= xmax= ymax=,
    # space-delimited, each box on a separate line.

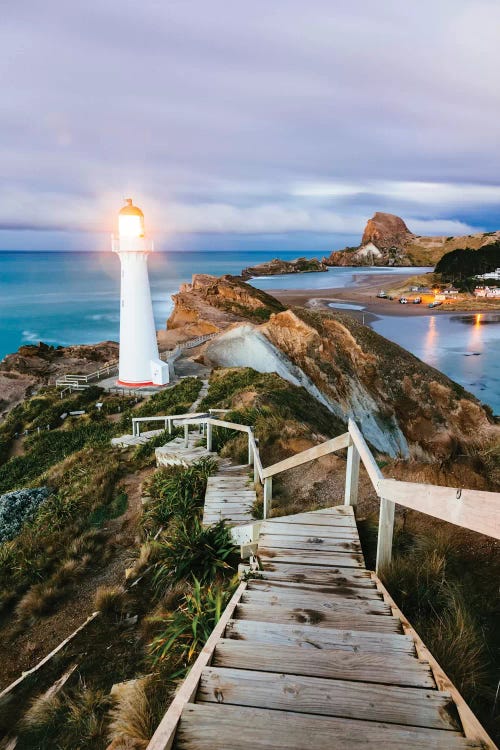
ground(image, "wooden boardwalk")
xmin=202 ymin=467 xmax=255 ymax=527
xmin=153 ymin=505 xmax=484 ymax=749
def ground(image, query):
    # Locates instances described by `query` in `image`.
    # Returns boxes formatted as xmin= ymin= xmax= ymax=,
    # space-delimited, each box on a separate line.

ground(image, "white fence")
xmin=54 ymin=333 xmax=218 ymax=396
xmin=130 ymin=412 xmax=500 ymax=574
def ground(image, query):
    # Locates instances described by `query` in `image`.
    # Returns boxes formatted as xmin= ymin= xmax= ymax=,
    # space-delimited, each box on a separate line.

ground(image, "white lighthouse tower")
xmin=112 ymin=199 xmax=169 ymax=387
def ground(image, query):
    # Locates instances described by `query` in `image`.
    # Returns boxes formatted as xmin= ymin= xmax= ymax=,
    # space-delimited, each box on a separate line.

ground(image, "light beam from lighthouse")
xmin=112 ymin=199 xmax=169 ymax=387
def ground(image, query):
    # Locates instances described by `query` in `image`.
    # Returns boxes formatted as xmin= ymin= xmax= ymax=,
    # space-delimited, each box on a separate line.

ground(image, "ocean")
xmin=1 ymin=251 xmax=499 ymax=413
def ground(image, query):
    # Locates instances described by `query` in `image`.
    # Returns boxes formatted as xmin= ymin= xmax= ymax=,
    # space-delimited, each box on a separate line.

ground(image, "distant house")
xmin=486 ymin=288 xmax=500 ymax=298
xmin=476 ymin=268 xmax=500 ymax=281
xmin=474 ymin=287 xmax=487 ymax=297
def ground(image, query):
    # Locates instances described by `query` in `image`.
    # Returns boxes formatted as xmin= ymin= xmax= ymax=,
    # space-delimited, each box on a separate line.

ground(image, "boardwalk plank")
xmin=224 ymin=619 xmax=415 ymax=654
xmin=241 ymin=589 xmax=390 ymax=614
xmin=198 ymin=667 xmax=460 ymax=730
xmin=176 ymin=704 xmax=479 ymax=750
xmin=235 ymin=602 xmax=400 ymax=632
xmin=213 ymin=640 xmax=434 ymax=687
xmin=245 ymin=578 xmax=383 ymax=600
xmin=258 ymin=547 xmax=364 ymax=567
xmin=260 ymin=563 xmax=373 ymax=586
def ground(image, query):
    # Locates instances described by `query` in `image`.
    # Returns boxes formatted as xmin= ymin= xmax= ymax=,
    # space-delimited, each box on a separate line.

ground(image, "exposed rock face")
xmin=166 ymin=274 xmax=284 ymax=337
xmin=200 ymin=282 xmax=497 ymax=459
xmin=323 ymin=213 xmax=500 ymax=267
xmin=0 ymin=341 xmax=118 ymax=417
xmin=241 ymin=257 xmax=327 ymax=279
xmin=361 ymin=212 xmax=414 ymax=249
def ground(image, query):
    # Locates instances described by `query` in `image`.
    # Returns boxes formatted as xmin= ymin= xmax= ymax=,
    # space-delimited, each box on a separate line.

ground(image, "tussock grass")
xmin=94 ymin=585 xmax=127 ymax=617
xmin=359 ymin=515 xmax=499 ymax=736
xmin=108 ymin=677 xmax=152 ymax=747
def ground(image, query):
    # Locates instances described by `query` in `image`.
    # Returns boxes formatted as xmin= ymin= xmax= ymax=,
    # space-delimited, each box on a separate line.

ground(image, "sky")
xmin=1 ymin=0 xmax=500 ymax=252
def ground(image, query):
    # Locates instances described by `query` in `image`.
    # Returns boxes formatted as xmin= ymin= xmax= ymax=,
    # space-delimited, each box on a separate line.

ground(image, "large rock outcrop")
xmin=241 ymin=257 xmax=327 ymax=279
xmin=181 ymin=275 xmax=498 ymax=459
xmin=323 ymin=213 xmax=500 ymax=267
xmin=166 ymin=274 xmax=284 ymax=338
xmin=361 ymin=212 xmax=414 ymax=249
xmin=206 ymin=309 xmax=497 ymax=459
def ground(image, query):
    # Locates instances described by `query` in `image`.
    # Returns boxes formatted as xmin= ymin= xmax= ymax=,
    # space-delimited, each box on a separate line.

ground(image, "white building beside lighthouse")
xmin=112 ymin=199 xmax=169 ymax=387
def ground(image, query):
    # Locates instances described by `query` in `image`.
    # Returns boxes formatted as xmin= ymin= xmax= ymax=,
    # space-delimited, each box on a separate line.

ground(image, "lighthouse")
xmin=112 ymin=199 xmax=169 ymax=387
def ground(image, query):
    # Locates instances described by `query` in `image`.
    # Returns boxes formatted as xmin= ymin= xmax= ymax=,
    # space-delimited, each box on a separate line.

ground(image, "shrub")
xmin=152 ymin=518 xmax=236 ymax=590
xmin=143 ymin=457 xmax=218 ymax=533
xmin=147 ymin=578 xmax=236 ymax=668
xmin=0 ymin=487 xmax=51 ymax=542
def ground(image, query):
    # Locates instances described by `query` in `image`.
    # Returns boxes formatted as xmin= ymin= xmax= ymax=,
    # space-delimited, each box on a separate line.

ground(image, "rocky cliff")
xmin=241 ymin=256 xmax=327 ymax=279
xmin=0 ymin=341 xmax=118 ymax=417
xmin=323 ymin=212 xmax=500 ymax=267
xmin=167 ymin=274 xmax=496 ymax=460
xmin=166 ymin=274 xmax=284 ymax=337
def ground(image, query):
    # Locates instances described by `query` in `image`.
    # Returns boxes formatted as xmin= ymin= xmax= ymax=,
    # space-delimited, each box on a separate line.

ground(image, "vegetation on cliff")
xmin=240 ymin=256 xmax=327 ymax=279
xmin=435 ymin=240 xmax=500 ymax=283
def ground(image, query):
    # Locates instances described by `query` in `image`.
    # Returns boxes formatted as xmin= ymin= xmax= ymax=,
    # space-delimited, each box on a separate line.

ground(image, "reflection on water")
xmin=371 ymin=313 xmax=500 ymax=414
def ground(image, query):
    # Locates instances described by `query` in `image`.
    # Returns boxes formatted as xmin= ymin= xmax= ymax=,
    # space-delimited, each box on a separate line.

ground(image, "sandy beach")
xmin=268 ymin=270 xmax=500 ymax=320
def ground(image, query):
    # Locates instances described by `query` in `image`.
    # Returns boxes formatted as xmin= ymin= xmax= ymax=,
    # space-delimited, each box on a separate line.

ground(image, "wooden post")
xmin=168 ymin=418 xmax=172 ymax=435
xmin=375 ymin=497 xmax=395 ymax=573
xmin=184 ymin=422 xmax=189 ymax=448
xmin=248 ymin=431 xmax=254 ymax=466
xmin=206 ymin=421 xmax=213 ymax=452
xmin=344 ymin=441 xmax=360 ymax=507
xmin=263 ymin=477 xmax=272 ymax=519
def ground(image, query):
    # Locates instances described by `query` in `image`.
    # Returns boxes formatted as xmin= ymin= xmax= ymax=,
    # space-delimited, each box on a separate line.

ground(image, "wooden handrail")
xmin=347 ymin=419 xmax=383 ymax=487
xmin=261 ymin=432 xmax=350 ymax=479
xmin=378 ymin=478 xmax=500 ymax=540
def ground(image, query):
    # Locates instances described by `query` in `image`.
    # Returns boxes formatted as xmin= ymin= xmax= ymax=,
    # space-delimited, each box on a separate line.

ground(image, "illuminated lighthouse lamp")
xmin=112 ymin=199 xmax=169 ymax=387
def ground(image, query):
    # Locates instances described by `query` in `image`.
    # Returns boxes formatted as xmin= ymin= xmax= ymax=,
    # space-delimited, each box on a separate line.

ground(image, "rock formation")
xmin=361 ymin=212 xmax=414 ymax=249
xmin=241 ymin=257 xmax=327 ymax=279
xmin=323 ymin=213 xmax=500 ymax=267
xmin=0 ymin=341 xmax=118 ymax=416
xmin=168 ymin=274 xmax=496 ymax=460
xmin=166 ymin=274 xmax=284 ymax=338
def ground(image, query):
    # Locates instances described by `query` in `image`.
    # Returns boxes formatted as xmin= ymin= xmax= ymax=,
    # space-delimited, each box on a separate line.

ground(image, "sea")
xmin=1 ymin=251 xmax=499 ymax=414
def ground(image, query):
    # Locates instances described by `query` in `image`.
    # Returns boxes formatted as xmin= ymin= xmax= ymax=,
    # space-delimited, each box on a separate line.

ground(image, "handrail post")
xmin=375 ymin=497 xmax=395 ymax=573
xmin=168 ymin=418 xmax=172 ymax=435
xmin=263 ymin=477 xmax=272 ymax=519
xmin=184 ymin=423 xmax=189 ymax=448
xmin=206 ymin=421 xmax=213 ymax=452
xmin=248 ymin=429 xmax=254 ymax=466
xmin=344 ymin=439 xmax=360 ymax=507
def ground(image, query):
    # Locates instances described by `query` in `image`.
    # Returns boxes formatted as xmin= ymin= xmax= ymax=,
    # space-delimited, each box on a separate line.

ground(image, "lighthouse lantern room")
xmin=112 ymin=199 xmax=169 ymax=387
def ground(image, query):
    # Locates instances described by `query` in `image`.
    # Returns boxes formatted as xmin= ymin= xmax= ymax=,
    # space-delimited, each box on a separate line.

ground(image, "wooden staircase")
xmin=148 ymin=505 xmax=487 ymax=750
xmin=202 ymin=464 xmax=256 ymax=527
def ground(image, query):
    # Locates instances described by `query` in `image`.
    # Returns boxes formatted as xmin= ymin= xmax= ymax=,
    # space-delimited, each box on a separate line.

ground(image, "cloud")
xmin=0 ymin=0 xmax=499 ymax=246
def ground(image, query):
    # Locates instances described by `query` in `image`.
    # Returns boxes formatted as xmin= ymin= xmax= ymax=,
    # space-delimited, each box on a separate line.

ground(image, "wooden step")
xmin=245 ymin=578 xmax=383 ymax=601
xmin=212 ymin=641 xmax=434 ymax=687
xmin=224 ymin=619 xmax=415 ymax=654
xmin=261 ymin=521 xmax=358 ymax=538
xmin=260 ymin=563 xmax=373 ymax=586
xmin=258 ymin=547 xmax=364 ymax=568
xmin=176 ymin=704 xmax=479 ymax=750
xmin=240 ymin=590 xmax=390 ymax=615
xmin=198 ymin=667 xmax=460 ymax=731
xmin=234 ymin=603 xmax=401 ymax=632
xmin=258 ymin=534 xmax=362 ymax=552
